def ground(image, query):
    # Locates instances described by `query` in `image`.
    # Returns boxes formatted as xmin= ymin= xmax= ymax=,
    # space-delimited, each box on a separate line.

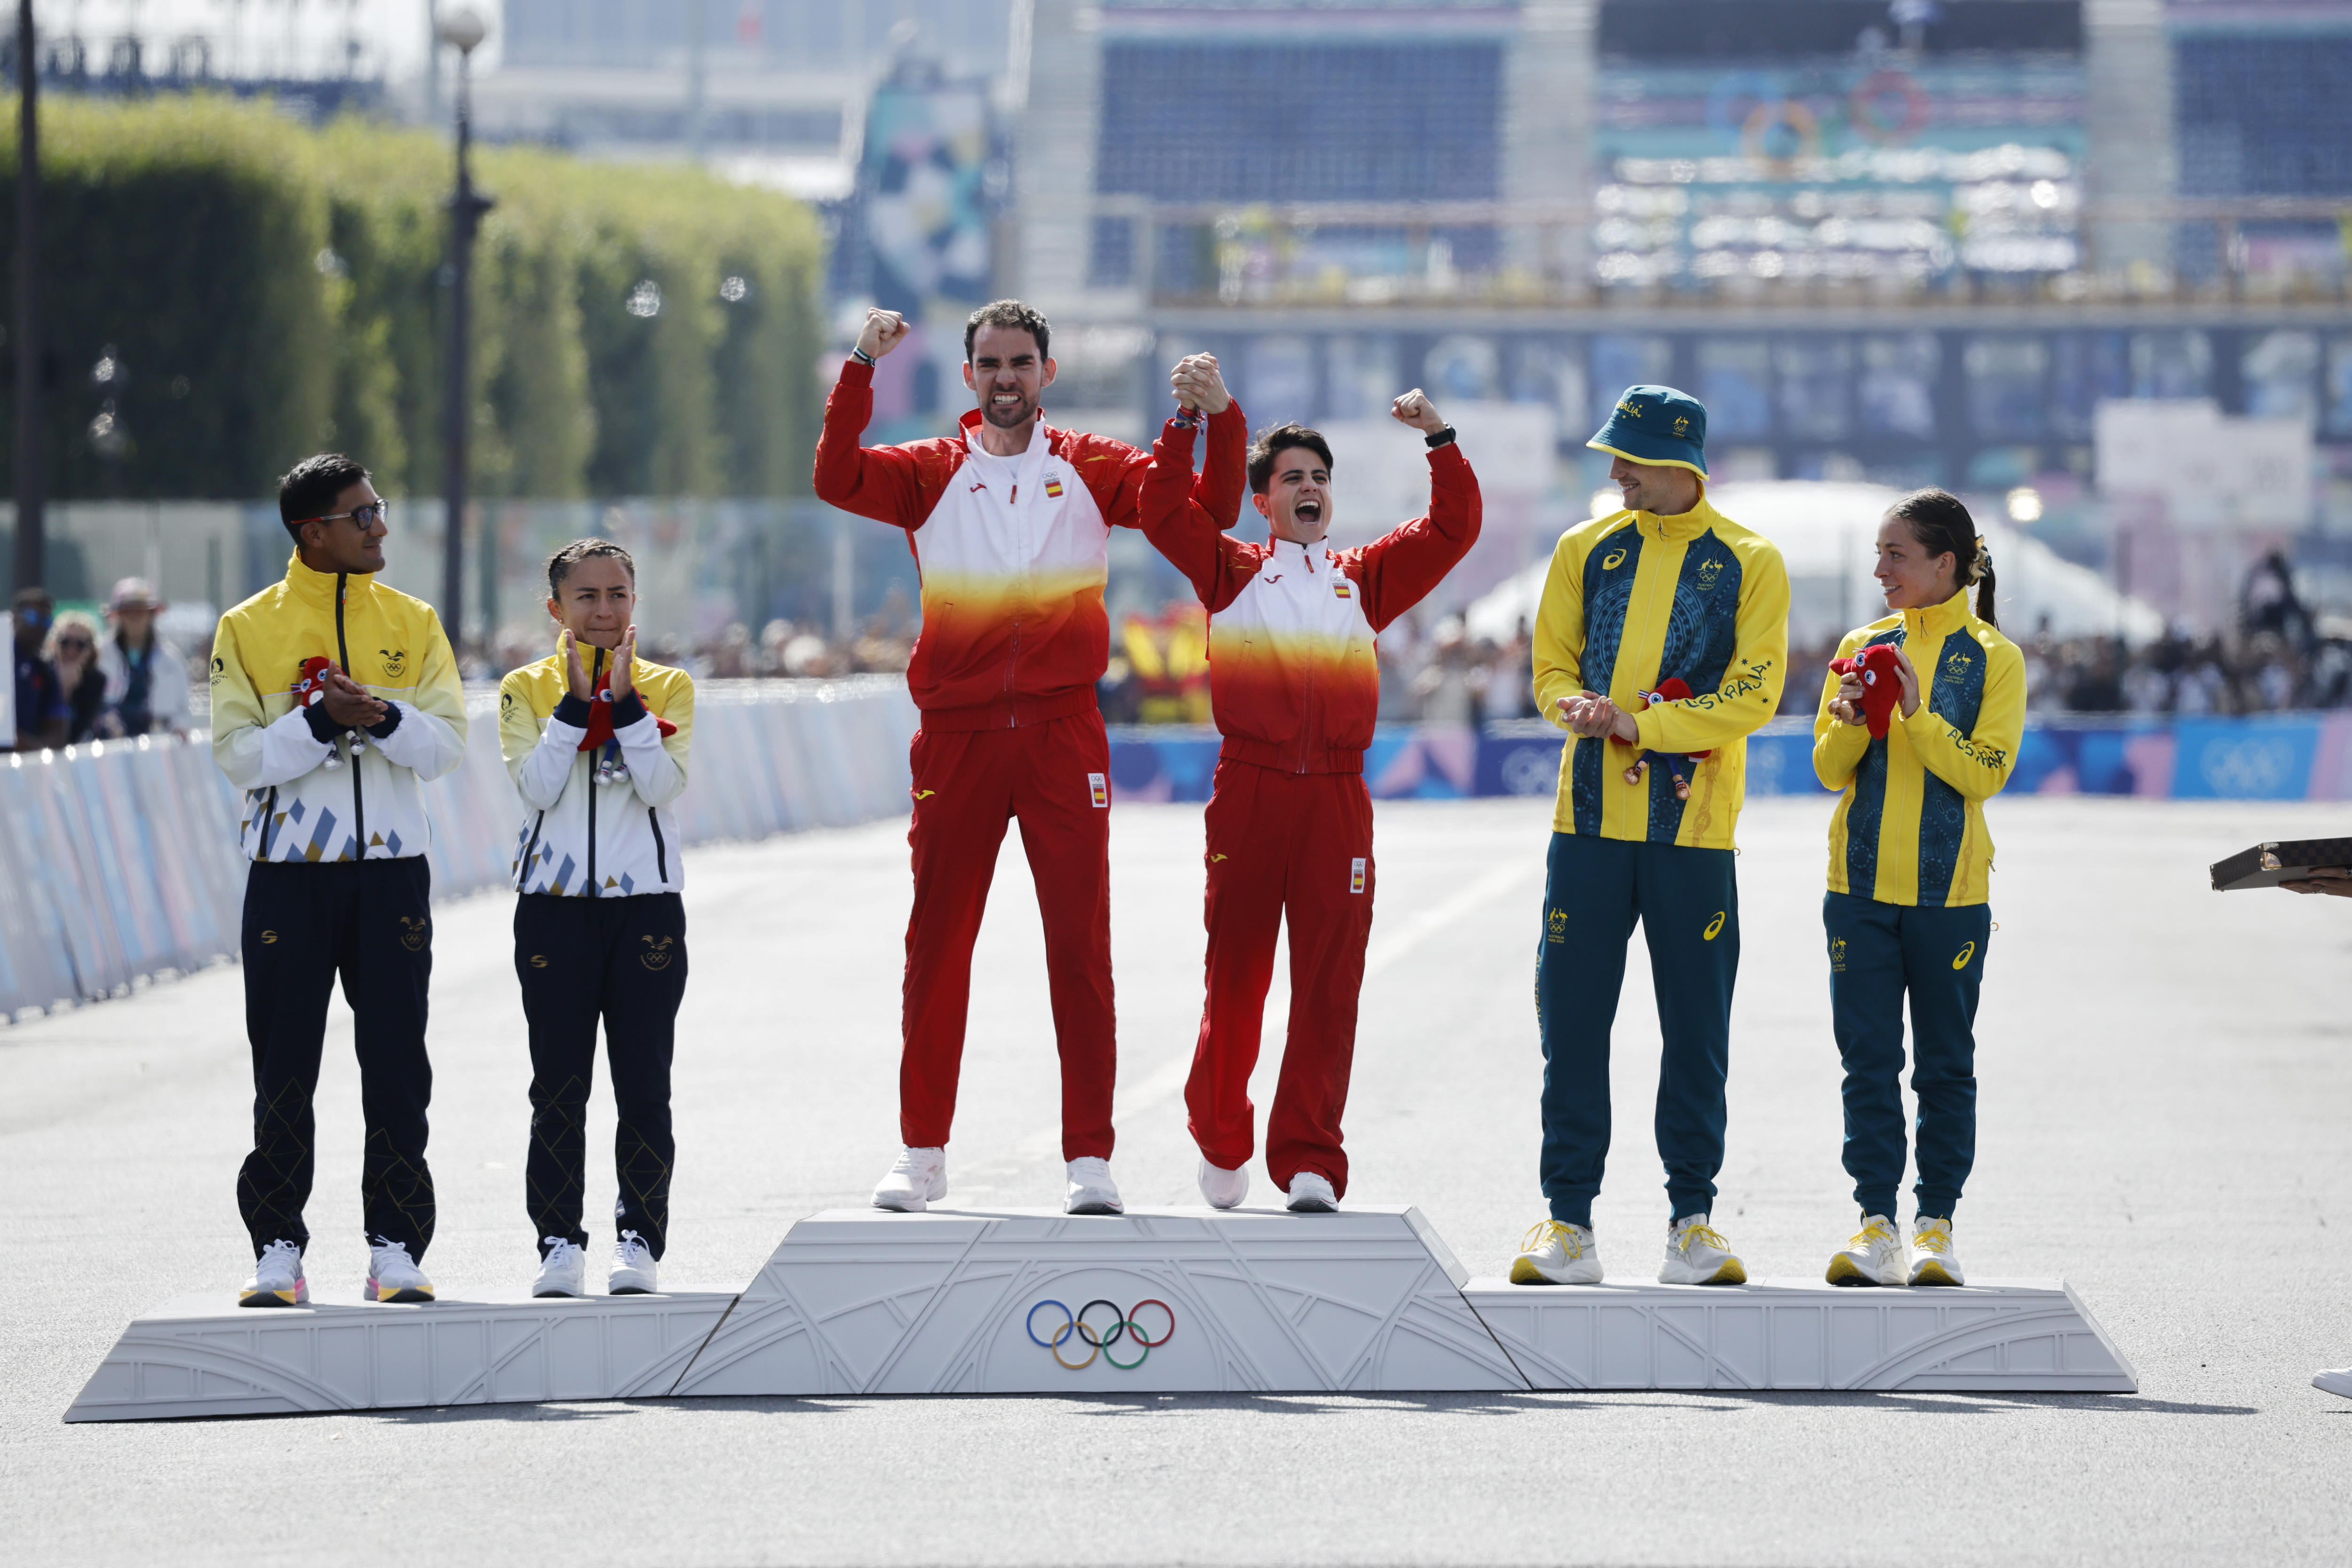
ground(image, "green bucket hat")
xmin=1588 ymin=385 xmax=1708 ymax=477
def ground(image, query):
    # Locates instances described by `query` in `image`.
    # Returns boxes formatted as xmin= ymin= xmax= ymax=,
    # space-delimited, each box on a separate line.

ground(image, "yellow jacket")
xmin=210 ymin=553 xmax=467 ymax=863
xmin=1532 ymin=495 xmax=1790 ymax=849
xmin=498 ymin=647 xmax=694 ymax=897
xmin=1812 ymin=590 xmax=2025 ymax=907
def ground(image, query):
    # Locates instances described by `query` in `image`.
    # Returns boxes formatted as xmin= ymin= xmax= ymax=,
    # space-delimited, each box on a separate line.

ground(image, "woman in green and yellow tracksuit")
xmin=1813 ymin=489 xmax=2024 ymax=1289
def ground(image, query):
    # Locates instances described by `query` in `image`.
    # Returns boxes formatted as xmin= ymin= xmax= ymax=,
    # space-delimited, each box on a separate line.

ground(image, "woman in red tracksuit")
xmin=1140 ymin=385 xmax=1481 ymax=1212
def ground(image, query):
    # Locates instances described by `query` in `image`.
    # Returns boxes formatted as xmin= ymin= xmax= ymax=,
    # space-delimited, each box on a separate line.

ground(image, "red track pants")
xmin=900 ymin=710 xmax=1116 ymax=1160
xmin=1185 ymin=760 xmax=1375 ymax=1196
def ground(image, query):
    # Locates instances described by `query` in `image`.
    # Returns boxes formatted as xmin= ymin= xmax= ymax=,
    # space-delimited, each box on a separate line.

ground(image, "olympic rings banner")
xmin=1109 ymin=714 xmax=2352 ymax=805
xmin=0 ymin=677 xmax=919 ymax=1021
xmin=1026 ymin=1299 xmax=1176 ymax=1372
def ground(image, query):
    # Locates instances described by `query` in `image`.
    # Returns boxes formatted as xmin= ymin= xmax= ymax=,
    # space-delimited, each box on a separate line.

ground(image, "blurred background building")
xmin=5 ymin=0 xmax=2351 ymax=717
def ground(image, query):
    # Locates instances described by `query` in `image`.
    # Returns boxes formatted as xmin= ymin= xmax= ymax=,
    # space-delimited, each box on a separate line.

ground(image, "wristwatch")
xmin=1424 ymin=425 xmax=1457 ymax=449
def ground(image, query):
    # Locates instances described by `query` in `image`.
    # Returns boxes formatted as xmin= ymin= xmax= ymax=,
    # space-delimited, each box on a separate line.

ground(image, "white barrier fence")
xmin=0 ymin=678 xmax=919 ymax=1021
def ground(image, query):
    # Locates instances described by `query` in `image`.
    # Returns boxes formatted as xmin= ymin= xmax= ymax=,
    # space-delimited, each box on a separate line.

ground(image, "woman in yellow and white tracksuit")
xmin=1813 ymin=488 xmax=2024 ymax=1288
xmin=499 ymin=539 xmax=693 ymax=1296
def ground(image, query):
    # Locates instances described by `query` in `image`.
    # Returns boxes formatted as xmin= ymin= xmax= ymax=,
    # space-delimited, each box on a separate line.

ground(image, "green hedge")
xmin=0 ymin=93 xmax=823 ymax=502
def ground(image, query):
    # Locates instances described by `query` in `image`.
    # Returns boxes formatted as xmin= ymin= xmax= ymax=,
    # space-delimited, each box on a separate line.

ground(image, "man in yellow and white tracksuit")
xmin=1514 ymin=387 xmax=1789 ymax=1288
xmin=211 ymin=454 xmax=467 ymax=1305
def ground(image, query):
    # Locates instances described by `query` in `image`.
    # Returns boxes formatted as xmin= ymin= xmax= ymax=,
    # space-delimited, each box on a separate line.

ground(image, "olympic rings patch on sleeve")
xmin=1025 ymin=1298 xmax=1176 ymax=1370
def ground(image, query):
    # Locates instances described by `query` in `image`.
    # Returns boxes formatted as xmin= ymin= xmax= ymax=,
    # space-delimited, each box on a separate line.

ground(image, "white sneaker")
xmin=2313 ymin=1368 xmax=2352 ymax=1400
xmin=363 ymin=1237 xmax=435 ymax=1303
xmin=532 ymin=1237 xmax=586 ymax=1298
xmin=1908 ymin=1216 xmax=1965 ymax=1286
xmin=1065 ymin=1156 xmax=1124 ymax=1215
xmin=1509 ymin=1220 xmax=1604 ymax=1285
xmin=873 ymin=1146 xmax=946 ymax=1213
xmin=610 ymin=1231 xmax=659 ymax=1295
xmin=1285 ymin=1172 xmax=1338 ymax=1213
xmin=239 ymin=1238 xmax=308 ymax=1307
xmin=1198 ymin=1159 xmax=1248 ymax=1210
xmin=1826 ymin=1213 xmax=1907 ymax=1287
xmin=1659 ymin=1214 xmax=1747 ymax=1285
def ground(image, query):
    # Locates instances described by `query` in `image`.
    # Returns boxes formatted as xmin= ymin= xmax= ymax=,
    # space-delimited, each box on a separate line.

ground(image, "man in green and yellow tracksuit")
xmin=1510 ymin=386 xmax=1790 ymax=1288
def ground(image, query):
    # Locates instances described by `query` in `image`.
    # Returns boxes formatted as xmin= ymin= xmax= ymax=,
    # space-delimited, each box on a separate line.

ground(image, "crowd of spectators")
xmin=8 ymin=580 xmax=193 ymax=751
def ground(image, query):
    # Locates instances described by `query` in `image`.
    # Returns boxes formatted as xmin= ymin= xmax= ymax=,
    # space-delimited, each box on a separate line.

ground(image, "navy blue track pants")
xmin=1536 ymin=832 xmax=1739 ymax=1227
xmin=1824 ymin=890 xmax=1988 ymax=1220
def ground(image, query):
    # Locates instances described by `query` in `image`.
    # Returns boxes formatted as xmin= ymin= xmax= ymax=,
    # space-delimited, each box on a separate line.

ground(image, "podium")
xmin=64 ymin=1288 xmax=734 ymax=1422
xmin=1463 ymin=1276 xmax=2137 ymax=1392
xmin=673 ymin=1206 xmax=1522 ymax=1396
xmin=67 ymin=1207 xmax=2136 ymax=1420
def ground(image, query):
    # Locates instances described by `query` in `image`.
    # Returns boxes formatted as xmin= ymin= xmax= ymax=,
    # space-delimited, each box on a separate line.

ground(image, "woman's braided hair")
xmin=1886 ymin=488 xmax=1997 ymax=628
xmin=546 ymin=538 xmax=636 ymax=597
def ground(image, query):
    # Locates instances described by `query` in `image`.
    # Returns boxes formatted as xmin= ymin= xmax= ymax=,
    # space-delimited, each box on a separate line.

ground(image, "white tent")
xmin=1464 ymin=481 xmax=2162 ymax=649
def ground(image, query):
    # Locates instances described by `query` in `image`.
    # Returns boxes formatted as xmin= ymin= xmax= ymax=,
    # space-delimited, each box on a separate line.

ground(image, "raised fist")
xmin=1169 ymin=353 xmax=1231 ymax=415
xmin=857 ymin=309 xmax=911 ymax=360
xmin=1391 ymin=387 xmax=1445 ymax=434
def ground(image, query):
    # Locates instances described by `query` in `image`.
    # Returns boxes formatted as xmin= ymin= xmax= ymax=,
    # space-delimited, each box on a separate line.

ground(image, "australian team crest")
xmin=1695 ymin=554 xmax=1727 ymax=592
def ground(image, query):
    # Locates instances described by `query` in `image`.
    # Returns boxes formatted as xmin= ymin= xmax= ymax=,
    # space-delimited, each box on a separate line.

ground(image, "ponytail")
xmin=1888 ymin=487 xmax=1998 ymax=628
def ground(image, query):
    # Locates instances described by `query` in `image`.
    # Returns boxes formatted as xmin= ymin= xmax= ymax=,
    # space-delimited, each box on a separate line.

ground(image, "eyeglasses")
xmin=55 ymin=638 xmax=93 ymax=651
xmin=292 ymin=501 xmax=390 ymax=529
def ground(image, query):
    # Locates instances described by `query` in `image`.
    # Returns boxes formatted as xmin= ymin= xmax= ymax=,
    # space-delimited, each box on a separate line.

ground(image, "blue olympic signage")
xmin=1025 ymin=1298 xmax=1176 ymax=1370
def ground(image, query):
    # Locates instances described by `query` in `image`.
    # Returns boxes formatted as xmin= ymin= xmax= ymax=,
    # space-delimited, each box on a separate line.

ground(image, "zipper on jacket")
xmin=1296 ymin=545 xmax=1319 ymax=773
xmin=260 ymin=785 xmax=279 ymax=859
xmin=335 ymin=573 xmax=366 ymax=859
xmin=518 ymin=809 xmax=546 ymax=889
xmin=1003 ymin=620 xmax=1021 ymax=727
xmin=587 ymin=647 xmax=604 ymax=896
xmin=649 ymin=806 xmax=668 ymax=884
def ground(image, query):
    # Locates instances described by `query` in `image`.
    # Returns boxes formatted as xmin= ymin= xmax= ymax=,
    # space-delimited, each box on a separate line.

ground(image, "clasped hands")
xmin=1556 ymin=691 xmax=1640 ymax=745
xmin=317 ymin=665 xmax=386 ymax=729
xmin=1827 ymin=648 xmax=1922 ymax=728
xmin=1168 ymin=354 xmax=1232 ymax=415
xmin=563 ymin=627 xmax=637 ymax=705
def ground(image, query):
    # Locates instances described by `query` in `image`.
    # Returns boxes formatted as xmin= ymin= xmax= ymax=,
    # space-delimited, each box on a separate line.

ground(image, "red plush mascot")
xmin=1828 ymin=643 xmax=1906 ymax=738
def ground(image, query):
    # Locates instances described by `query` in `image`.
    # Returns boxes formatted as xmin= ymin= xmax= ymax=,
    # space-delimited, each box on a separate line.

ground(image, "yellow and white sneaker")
xmin=1826 ymin=1214 xmax=1906 ymax=1287
xmin=1660 ymin=1214 xmax=1747 ymax=1285
xmin=363 ymin=1237 xmax=436 ymax=1303
xmin=1510 ymin=1220 xmax=1603 ymax=1285
xmin=238 ymin=1238 xmax=308 ymax=1307
xmin=1908 ymin=1216 xmax=1965 ymax=1286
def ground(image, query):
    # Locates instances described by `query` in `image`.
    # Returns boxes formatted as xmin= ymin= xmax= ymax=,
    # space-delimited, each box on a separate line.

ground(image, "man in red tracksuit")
xmin=1140 ymin=387 xmax=1481 ymax=1211
xmin=815 ymin=300 xmax=1246 ymax=1216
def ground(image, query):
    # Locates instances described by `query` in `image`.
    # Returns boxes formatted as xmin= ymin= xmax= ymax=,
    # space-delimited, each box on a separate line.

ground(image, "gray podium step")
xmin=1464 ymin=1276 xmax=2138 ymax=1392
xmin=673 ymin=1205 xmax=1527 ymax=1396
xmin=66 ymin=1216 xmax=2140 ymax=1418
xmin=64 ymin=1288 xmax=736 ymax=1422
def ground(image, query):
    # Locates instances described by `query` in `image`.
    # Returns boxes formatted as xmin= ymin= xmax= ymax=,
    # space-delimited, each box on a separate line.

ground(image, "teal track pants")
xmin=1824 ymin=890 xmax=1988 ymax=1220
xmin=1536 ymin=832 xmax=1739 ymax=1227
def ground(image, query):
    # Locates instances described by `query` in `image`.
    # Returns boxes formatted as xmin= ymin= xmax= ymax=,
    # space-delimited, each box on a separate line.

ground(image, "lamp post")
xmin=13 ymin=0 xmax=43 ymax=594
xmin=438 ymin=6 xmax=493 ymax=648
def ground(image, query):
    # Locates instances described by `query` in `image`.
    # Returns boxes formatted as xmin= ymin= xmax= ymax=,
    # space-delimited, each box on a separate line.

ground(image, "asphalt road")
xmin=4 ymin=794 xmax=2349 ymax=1566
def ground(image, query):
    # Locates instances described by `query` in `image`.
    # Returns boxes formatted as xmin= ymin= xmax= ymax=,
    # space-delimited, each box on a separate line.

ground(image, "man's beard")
xmin=982 ymin=390 xmax=1036 ymax=428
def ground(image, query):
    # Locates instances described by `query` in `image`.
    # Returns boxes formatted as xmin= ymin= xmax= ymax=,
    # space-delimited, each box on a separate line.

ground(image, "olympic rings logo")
xmin=1025 ymin=1298 xmax=1176 ymax=1370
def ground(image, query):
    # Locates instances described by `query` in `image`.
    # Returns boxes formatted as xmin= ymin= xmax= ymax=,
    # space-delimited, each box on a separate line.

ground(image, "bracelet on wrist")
xmin=850 ymin=347 xmax=876 ymax=366
xmin=1424 ymin=425 xmax=1457 ymax=449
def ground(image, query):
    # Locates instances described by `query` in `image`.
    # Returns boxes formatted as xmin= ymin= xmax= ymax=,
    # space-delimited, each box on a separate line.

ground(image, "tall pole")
xmin=13 ymin=0 xmax=42 ymax=594
xmin=687 ymin=0 xmax=707 ymax=163
xmin=441 ymin=39 xmax=489 ymax=643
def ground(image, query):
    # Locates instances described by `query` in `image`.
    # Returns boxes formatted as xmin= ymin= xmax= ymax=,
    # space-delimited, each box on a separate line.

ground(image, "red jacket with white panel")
xmin=813 ymin=359 xmax=1248 ymax=730
xmin=1139 ymin=417 xmax=1482 ymax=775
